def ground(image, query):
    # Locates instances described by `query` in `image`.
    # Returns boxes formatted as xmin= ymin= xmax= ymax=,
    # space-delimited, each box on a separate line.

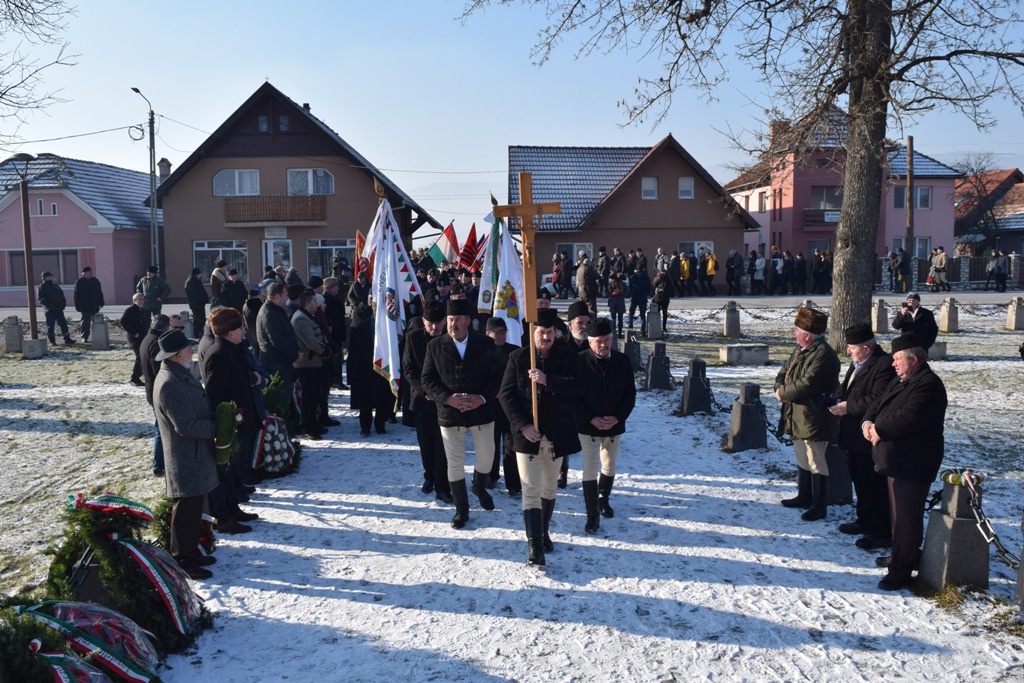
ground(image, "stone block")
xmin=644 ymin=352 xmax=672 ymax=390
xmin=825 ymin=445 xmax=852 ymax=504
xmin=920 ymin=505 xmax=990 ymax=591
xmin=90 ymin=314 xmax=110 ymax=350
xmin=872 ymin=299 xmax=889 ymax=335
xmin=1008 ymin=297 xmax=1024 ymax=331
xmin=22 ymin=338 xmax=47 ymax=359
xmin=4 ymin=316 xmax=22 ymax=353
xmin=679 ymin=358 xmax=712 ymax=416
xmin=648 ymin=313 xmax=663 ymax=340
xmin=720 ymin=344 xmax=769 ymax=366
xmin=928 ymin=341 xmax=947 ymax=361
xmin=939 ymin=298 xmax=959 ymax=333
xmin=723 ymin=300 xmax=741 ymax=338
xmin=725 ymin=383 xmax=767 ymax=452
xmin=942 ymin=483 xmax=979 ymax=519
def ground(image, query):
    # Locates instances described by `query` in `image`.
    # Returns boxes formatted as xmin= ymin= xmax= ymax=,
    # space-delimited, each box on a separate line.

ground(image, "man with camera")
xmin=892 ymin=292 xmax=938 ymax=351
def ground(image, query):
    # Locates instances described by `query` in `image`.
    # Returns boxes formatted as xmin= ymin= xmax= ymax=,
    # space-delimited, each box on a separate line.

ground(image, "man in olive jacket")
xmin=828 ymin=323 xmax=896 ymax=549
xmin=774 ymin=307 xmax=840 ymax=521
xmin=576 ymin=317 xmax=636 ymax=534
xmin=862 ymin=334 xmax=947 ymax=591
xmin=421 ymin=299 xmax=502 ymax=530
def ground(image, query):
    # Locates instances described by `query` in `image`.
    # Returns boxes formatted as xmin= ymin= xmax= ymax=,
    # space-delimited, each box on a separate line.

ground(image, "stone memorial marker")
xmin=872 ymin=299 xmax=889 ymax=335
xmin=725 ymin=383 xmax=767 ymax=452
xmin=723 ymin=300 xmax=741 ymax=339
xmin=939 ymin=298 xmax=959 ymax=333
xmin=643 ymin=341 xmax=672 ymax=390
xmin=678 ymin=358 xmax=712 ymax=415
xmin=90 ymin=314 xmax=110 ymax=350
xmin=919 ymin=482 xmax=989 ymax=590
xmin=4 ymin=316 xmax=22 ymax=353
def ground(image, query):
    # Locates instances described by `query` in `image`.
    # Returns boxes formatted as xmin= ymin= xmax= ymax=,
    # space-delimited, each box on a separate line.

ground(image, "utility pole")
xmin=132 ymin=87 xmax=159 ymax=270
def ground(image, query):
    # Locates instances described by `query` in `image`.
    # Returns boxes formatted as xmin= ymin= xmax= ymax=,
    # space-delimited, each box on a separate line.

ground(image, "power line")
xmin=4 ymin=124 xmax=137 ymax=145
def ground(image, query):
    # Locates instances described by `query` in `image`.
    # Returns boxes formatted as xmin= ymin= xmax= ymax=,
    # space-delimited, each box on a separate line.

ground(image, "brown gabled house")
xmin=508 ymin=134 xmax=758 ymax=288
xmin=955 ymin=168 xmax=1024 ymax=254
xmin=155 ymin=82 xmax=442 ymax=299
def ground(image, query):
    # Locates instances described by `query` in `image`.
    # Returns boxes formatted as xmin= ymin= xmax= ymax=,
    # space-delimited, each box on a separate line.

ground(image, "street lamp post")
xmin=132 ymin=87 xmax=159 ymax=270
xmin=11 ymin=153 xmax=39 ymax=339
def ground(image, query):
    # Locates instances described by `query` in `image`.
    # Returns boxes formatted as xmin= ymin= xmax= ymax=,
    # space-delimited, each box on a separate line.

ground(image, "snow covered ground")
xmin=2 ymin=300 xmax=1023 ymax=681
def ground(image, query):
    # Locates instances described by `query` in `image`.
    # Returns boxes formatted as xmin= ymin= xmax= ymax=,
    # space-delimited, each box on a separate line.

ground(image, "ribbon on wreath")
xmin=117 ymin=539 xmax=204 ymax=636
xmin=66 ymin=493 xmax=154 ymax=523
xmin=28 ymin=638 xmax=113 ymax=683
xmin=251 ymin=415 xmax=295 ymax=473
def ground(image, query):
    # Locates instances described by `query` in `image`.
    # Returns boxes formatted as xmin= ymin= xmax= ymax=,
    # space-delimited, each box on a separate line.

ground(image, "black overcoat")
xmin=498 ymin=343 xmax=582 ymax=457
xmin=421 ymin=332 xmax=500 ymax=427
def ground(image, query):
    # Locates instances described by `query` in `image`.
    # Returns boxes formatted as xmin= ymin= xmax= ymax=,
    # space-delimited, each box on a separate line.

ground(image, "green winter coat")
xmin=774 ymin=336 xmax=840 ymax=441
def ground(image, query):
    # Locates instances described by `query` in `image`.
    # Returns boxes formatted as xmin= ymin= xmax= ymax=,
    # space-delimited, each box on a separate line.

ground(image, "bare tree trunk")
xmin=830 ymin=0 xmax=891 ymax=349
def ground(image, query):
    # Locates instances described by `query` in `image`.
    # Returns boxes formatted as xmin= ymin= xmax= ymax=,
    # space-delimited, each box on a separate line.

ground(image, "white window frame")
xmin=678 ymin=241 xmax=715 ymax=257
xmin=288 ymin=168 xmax=335 ymax=196
xmin=641 ymin=177 xmax=658 ymax=200
xmin=810 ymin=185 xmax=842 ymax=210
xmin=758 ymin=191 xmax=768 ymax=213
xmin=894 ymin=186 xmax=932 ymax=210
xmin=194 ymin=239 xmax=249 ymax=283
xmin=678 ymin=177 xmax=695 ymax=199
xmin=306 ymin=238 xmax=353 ymax=279
xmin=212 ymin=169 xmax=260 ymax=197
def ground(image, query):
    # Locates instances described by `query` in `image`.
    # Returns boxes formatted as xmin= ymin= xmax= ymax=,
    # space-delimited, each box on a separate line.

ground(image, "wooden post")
xmin=493 ymin=172 xmax=561 ymax=430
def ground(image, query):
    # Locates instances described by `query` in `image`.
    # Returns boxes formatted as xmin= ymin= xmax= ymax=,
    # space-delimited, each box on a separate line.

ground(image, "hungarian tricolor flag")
xmin=427 ymin=221 xmax=460 ymax=268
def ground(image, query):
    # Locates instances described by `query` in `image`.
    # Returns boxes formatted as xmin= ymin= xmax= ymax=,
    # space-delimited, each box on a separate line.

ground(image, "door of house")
xmin=263 ymin=239 xmax=292 ymax=272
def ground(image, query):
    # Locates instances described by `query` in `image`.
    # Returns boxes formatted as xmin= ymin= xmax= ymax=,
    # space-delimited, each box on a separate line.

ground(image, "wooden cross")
xmin=493 ymin=172 xmax=561 ymax=430
xmin=492 ymin=172 xmax=560 ymax=324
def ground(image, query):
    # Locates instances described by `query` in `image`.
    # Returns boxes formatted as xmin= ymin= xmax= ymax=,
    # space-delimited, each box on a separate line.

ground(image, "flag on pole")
xmin=367 ymin=199 xmax=419 ymax=401
xmin=426 ymin=221 xmax=460 ymax=267
xmin=354 ymin=230 xmax=374 ymax=282
xmin=477 ymin=216 xmax=500 ymax=315
xmin=457 ymin=223 xmax=479 ymax=269
xmin=473 ymin=230 xmax=489 ymax=271
xmin=492 ymin=217 xmax=526 ymax=343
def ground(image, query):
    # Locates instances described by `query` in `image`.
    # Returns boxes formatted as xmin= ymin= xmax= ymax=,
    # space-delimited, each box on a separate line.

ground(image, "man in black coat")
xmin=121 ymin=293 xmax=148 ymax=385
xmin=498 ymin=307 xmax=583 ymax=566
xmin=421 ymin=298 xmax=502 ymax=530
xmin=72 ymin=266 xmax=104 ymax=343
xmin=255 ymin=282 xmax=300 ymax=396
xmin=402 ymin=301 xmax=453 ymax=504
xmin=38 ymin=271 xmax=74 ymax=345
xmin=892 ymin=291 xmax=939 ymax=351
xmin=483 ymin=316 xmax=520 ymax=497
xmin=220 ymin=269 xmax=248 ymax=312
xmin=828 ymin=323 xmax=896 ymax=549
xmin=576 ymin=317 xmax=636 ymax=534
xmin=185 ymin=267 xmax=210 ymax=334
xmin=862 ymin=334 xmax=947 ymax=591
xmin=323 ymin=277 xmax=348 ymax=388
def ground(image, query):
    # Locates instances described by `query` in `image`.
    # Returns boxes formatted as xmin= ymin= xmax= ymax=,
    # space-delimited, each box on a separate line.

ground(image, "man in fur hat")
xmin=774 ymin=307 xmax=840 ymax=521
xmin=862 ymin=334 xmax=947 ymax=591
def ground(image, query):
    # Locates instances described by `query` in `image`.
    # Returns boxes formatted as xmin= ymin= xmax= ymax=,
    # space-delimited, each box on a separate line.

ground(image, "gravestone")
xmin=4 ymin=316 xmax=22 ymax=353
xmin=1008 ymin=296 xmax=1024 ymax=331
xmin=872 ymin=299 xmax=889 ymax=335
xmin=181 ymin=309 xmax=194 ymax=338
xmin=644 ymin=342 xmax=673 ymax=390
xmin=920 ymin=483 xmax=989 ymax=590
xmin=939 ymin=298 xmax=959 ymax=333
xmin=725 ymin=383 xmax=767 ymax=452
xmin=723 ymin=300 xmax=741 ymax=338
xmin=927 ymin=341 xmax=948 ymax=361
xmin=719 ymin=344 xmax=769 ymax=365
xmin=824 ymin=445 xmax=853 ymax=504
xmin=678 ymin=358 xmax=712 ymax=415
xmin=23 ymin=338 xmax=47 ymax=359
xmin=90 ymin=314 xmax=110 ymax=350
xmin=648 ymin=311 xmax=663 ymax=340
xmin=624 ymin=333 xmax=643 ymax=372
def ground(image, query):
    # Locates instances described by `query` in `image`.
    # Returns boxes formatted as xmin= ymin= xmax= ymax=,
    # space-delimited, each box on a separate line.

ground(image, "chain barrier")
xmin=735 ymin=303 xmax=803 ymax=322
xmin=951 ymin=300 xmax=1010 ymax=318
xmin=756 ymin=400 xmax=792 ymax=447
xmin=668 ymin=304 xmax=729 ymax=324
xmin=929 ymin=468 xmax=1021 ymax=570
xmin=698 ymin=374 xmax=729 ymax=413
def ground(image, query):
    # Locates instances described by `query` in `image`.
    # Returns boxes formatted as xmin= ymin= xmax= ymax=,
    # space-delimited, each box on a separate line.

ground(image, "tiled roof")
xmin=507 ymin=146 xmax=651 ymax=232
xmin=0 ymin=154 xmax=156 ymax=230
xmin=886 ymin=147 xmax=962 ymax=178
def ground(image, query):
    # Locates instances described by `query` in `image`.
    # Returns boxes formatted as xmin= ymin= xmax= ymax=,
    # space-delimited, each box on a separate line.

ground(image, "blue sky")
xmin=5 ymin=1 xmax=1024 ymax=244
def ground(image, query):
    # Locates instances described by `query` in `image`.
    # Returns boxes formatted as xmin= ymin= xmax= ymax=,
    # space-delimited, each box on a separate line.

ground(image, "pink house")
xmin=726 ymin=127 xmax=961 ymax=263
xmin=0 ymin=154 xmax=155 ymax=306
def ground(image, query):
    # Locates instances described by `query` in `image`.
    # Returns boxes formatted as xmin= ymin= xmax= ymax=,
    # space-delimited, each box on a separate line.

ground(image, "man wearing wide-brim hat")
xmin=862 ymin=333 xmax=948 ymax=591
xmin=774 ymin=307 xmax=840 ymax=522
xmin=152 ymin=328 xmax=219 ymax=580
xmin=828 ymin=323 xmax=896 ymax=550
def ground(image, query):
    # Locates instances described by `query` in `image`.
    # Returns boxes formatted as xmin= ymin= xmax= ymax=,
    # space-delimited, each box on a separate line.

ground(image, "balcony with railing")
xmin=224 ymin=195 xmax=327 ymax=227
xmin=802 ymin=208 xmax=841 ymax=229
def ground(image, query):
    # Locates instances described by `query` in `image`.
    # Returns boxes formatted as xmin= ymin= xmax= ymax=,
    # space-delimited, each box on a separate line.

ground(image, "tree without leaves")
xmin=952 ymin=152 xmax=1015 ymax=253
xmin=462 ymin=0 xmax=1024 ymax=346
xmin=0 ymin=0 xmax=75 ymax=145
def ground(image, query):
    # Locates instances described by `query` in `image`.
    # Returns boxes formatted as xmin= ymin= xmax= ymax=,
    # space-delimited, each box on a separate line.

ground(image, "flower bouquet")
xmin=252 ymin=415 xmax=295 ymax=474
xmin=214 ymin=400 xmax=243 ymax=465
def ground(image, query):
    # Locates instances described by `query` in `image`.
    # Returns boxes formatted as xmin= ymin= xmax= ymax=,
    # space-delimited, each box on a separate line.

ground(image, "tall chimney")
xmin=157 ymin=158 xmax=172 ymax=182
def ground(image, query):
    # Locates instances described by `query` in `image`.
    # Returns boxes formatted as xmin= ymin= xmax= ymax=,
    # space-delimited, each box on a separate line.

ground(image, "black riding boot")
xmin=557 ymin=457 xmax=568 ymax=489
xmin=471 ymin=470 xmax=495 ymax=510
xmin=450 ymin=479 xmax=470 ymax=529
xmin=524 ymin=508 xmax=545 ymax=566
xmin=597 ymin=473 xmax=615 ymax=518
xmin=781 ymin=467 xmax=812 ymax=508
xmin=541 ymin=497 xmax=555 ymax=552
xmin=582 ymin=480 xmax=601 ymax=534
xmin=802 ymin=474 xmax=829 ymax=521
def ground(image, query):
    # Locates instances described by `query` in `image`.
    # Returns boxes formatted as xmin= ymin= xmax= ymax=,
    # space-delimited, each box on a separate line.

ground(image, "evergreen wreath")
xmin=0 ymin=602 xmax=72 ymax=683
xmin=260 ymin=371 xmax=303 ymax=475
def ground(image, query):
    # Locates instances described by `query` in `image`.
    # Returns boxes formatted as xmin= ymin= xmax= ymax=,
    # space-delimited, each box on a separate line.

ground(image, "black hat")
xmin=155 ymin=329 xmax=198 ymax=361
xmin=423 ymin=300 xmax=445 ymax=323
xmin=436 ymin=273 xmax=451 ymax=286
xmin=567 ymin=301 xmax=590 ymax=321
xmin=906 ymin=291 xmax=921 ymax=301
xmin=586 ymin=317 xmax=613 ymax=337
xmin=82 ymin=266 xmax=92 ymax=273
xmin=485 ymin=317 xmax=507 ymax=333
xmin=147 ymin=265 xmax=159 ymax=274
xmin=228 ymin=268 xmax=238 ymax=276
xmin=537 ymin=288 xmax=552 ymax=300
xmin=41 ymin=271 xmax=53 ymax=279
xmin=191 ymin=267 xmax=202 ymax=276
xmin=535 ymin=308 xmax=560 ymax=328
xmin=891 ymin=334 xmax=921 ymax=353
xmin=446 ymin=298 xmax=471 ymax=317
xmin=844 ymin=323 xmax=874 ymax=346
xmin=308 ymin=275 xmax=324 ymax=289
